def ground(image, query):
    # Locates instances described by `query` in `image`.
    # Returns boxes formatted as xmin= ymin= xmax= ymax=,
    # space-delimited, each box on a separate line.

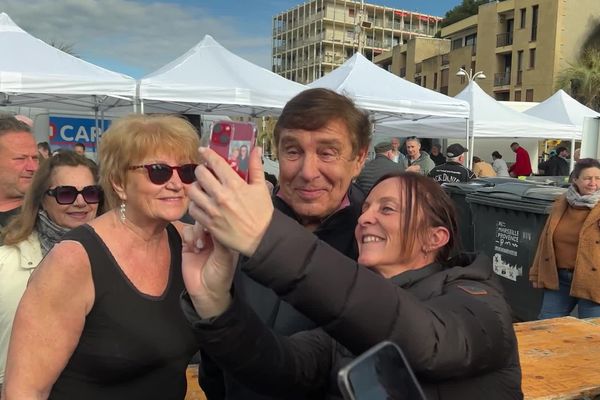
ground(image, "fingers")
xmin=248 ymin=146 xmax=266 ymax=185
xmin=198 ymin=147 xmax=243 ymax=186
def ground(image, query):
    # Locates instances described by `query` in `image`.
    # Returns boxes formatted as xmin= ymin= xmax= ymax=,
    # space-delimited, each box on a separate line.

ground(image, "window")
xmin=452 ymin=38 xmax=463 ymax=50
xmin=515 ymin=90 xmax=522 ymax=101
xmin=433 ymin=72 xmax=438 ymax=90
xmin=465 ymin=33 xmax=477 ymax=47
xmin=526 ymin=89 xmax=534 ymax=102
xmin=423 ymin=76 xmax=427 ymax=88
xmin=460 ymin=64 xmax=466 ymax=84
xmin=529 ymin=48 xmax=536 ymax=69
xmin=349 ymin=8 xmax=355 ymax=17
xmin=520 ymin=8 xmax=526 ymax=29
xmin=531 ymin=5 xmax=538 ymax=41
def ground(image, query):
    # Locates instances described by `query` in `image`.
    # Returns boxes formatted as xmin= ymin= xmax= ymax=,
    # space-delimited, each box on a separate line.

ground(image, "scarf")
xmin=36 ymin=210 xmax=70 ymax=256
xmin=566 ymin=185 xmax=600 ymax=209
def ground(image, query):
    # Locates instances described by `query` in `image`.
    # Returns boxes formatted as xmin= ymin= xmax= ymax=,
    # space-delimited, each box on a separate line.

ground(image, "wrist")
xmin=190 ymin=292 xmax=232 ymax=319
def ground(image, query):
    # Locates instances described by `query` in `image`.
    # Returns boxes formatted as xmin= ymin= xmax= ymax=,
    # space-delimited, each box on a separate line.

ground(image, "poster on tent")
xmin=49 ymin=115 xmax=112 ymax=155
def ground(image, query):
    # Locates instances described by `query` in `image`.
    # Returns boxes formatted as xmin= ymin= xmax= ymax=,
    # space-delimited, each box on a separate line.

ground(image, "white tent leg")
xmin=570 ymin=138 xmax=576 ymax=172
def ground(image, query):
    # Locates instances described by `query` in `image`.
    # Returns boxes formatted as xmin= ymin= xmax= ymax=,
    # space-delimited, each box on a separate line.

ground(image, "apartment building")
xmin=375 ymin=0 xmax=600 ymax=101
xmin=272 ymin=0 xmax=442 ymax=84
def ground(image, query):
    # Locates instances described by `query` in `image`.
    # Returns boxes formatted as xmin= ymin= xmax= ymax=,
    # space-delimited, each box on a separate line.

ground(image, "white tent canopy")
xmin=377 ymin=81 xmax=579 ymax=140
xmin=0 ymin=13 xmax=136 ymax=113
xmin=524 ymin=89 xmax=600 ymax=130
xmin=139 ymin=35 xmax=307 ymax=116
xmin=308 ymin=53 xmax=469 ymax=122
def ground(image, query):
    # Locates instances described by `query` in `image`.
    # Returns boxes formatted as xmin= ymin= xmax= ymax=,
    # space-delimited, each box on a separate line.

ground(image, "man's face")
xmin=391 ymin=138 xmax=400 ymax=151
xmin=511 ymin=145 xmax=518 ymax=153
xmin=0 ymin=131 xmax=39 ymax=201
xmin=74 ymin=145 xmax=85 ymax=156
xmin=277 ymin=119 xmax=366 ymax=226
xmin=560 ymin=149 xmax=569 ymax=158
xmin=431 ymin=146 xmax=440 ymax=156
xmin=405 ymin=140 xmax=420 ymax=159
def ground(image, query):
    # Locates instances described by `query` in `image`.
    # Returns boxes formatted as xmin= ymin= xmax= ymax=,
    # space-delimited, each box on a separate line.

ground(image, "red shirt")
xmin=509 ymin=147 xmax=532 ymax=176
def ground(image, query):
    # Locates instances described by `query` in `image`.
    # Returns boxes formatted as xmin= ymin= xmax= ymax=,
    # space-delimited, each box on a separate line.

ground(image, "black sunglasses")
xmin=46 ymin=185 xmax=103 ymax=205
xmin=128 ymin=163 xmax=198 ymax=185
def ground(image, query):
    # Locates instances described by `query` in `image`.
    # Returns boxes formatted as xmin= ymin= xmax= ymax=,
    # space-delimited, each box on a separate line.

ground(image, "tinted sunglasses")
xmin=128 ymin=163 xmax=198 ymax=185
xmin=46 ymin=185 xmax=103 ymax=205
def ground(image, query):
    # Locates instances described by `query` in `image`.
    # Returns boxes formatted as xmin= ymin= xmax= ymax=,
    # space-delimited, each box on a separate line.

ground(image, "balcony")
xmin=494 ymin=71 xmax=511 ymax=87
xmin=496 ymin=31 xmax=513 ymax=47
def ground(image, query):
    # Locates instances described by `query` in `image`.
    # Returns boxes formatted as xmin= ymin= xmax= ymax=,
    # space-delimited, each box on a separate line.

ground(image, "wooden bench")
xmin=185 ymin=364 xmax=206 ymax=400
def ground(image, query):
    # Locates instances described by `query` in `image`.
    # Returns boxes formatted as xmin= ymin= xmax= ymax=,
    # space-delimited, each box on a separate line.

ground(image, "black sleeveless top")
xmin=49 ymin=224 xmax=198 ymax=400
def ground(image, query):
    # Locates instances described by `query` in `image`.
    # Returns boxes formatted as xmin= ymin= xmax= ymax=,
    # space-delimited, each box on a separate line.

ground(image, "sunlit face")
xmin=573 ymin=167 xmax=600 ymax=196
xmin=74 ymin=145 xmax=85 ymax=156
xmin=277 ymin=119 xmax=366 ymax=227
xmin=121 ymin=154 xmax=191 ymax=224
xmin=391 ymin=138 xmax=400 ymax=151
xmin=42 ymin=165 xmax=99 ymax=229
xmin=355 ymin=178 xmax=422 ymax=272
xmin=405 ymin=139 xmax=420 ymax=159
xmin=0 ymin=131 xmax=39 ymax=201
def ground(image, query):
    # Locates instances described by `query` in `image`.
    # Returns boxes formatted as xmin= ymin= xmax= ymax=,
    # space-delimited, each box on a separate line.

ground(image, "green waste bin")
xmin=466 ymin=183 xmax=567 ymax=321
xmin=443 ymin=177 xmax=534 ymax=252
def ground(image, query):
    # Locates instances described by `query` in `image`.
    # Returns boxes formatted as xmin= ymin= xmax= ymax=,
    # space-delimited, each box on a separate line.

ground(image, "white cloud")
xmin=2 ymin=0 xmax=272 ymax=74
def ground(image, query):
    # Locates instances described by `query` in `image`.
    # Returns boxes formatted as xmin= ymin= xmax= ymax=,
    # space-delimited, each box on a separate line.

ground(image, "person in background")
xmin=405 ymin=137 xmax=434 ymax=176
xmin=429 ymin=143 xmax=446 ymax=166
xmin=508 ymin=142 xmax=532 ymax=177
xmin=492 ymin=151 xmax=510 ymax=177
xmin=4 ymin=114 xmax=200 ymax=399
xmin=0 ymin=117 xmax=39 ymax=236
xmin=472 ymin=156 xmax=497 ymax=178
xmin=0 ymin=151 xmax=101 ymax=392
xmin=390 ymin=137 xmax=406 ymax=165
xmin=428 ymin=143 xmax=475 ymax=183
xmin=73 ymin=142 xmax=86 ymax=156
xmin=37 ymin=142 xmax=51 ymax=160
xmin=192 ymin=88 xmax=369 ymax=400
xmin=355 ymin=141 xmax=405 ymax=194
xmin=181 ymin=160 xmax=523 ymax=399
xmin=539 ymin=147 xmax=569 ymax=176
xmin=530 ymin=158 xmax=600 ymax=319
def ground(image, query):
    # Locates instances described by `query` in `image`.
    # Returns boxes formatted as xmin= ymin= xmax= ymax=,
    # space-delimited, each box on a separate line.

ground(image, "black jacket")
xmin=185 ymin=211 xmax=523 ymax=400
xmin=197 ymin=186 xmax=365 ymax=400
xmin=539 ymin=156 xmax=569 ymax=176
xmin=429 ymin=161 xmax=476 ymax=183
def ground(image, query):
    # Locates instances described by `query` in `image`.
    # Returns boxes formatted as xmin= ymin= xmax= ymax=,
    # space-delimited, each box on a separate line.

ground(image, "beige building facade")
xmin=375 ymin=0 xmax=600 ymax=101
xmin=272 ymin=0 xmax=442 ymax=84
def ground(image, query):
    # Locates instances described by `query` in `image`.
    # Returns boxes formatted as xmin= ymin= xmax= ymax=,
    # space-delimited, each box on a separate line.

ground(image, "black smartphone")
xmin=338 ymin=341 xmax=427 ymax=400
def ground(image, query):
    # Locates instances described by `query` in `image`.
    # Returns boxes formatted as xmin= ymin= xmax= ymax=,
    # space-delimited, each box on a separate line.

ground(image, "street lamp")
xmin=456 ymin=67 xmax=486 ymax=81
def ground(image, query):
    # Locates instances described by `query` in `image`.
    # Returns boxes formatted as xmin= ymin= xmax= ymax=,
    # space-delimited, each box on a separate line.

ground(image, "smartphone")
xmin=338 ymin=341 xmax=427 ymax=400
xmin=208 ymin=120 xmax=257 ymax=181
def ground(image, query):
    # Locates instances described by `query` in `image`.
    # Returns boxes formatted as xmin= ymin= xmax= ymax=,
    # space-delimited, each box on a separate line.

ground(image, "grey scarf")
xmin=36 ymin=210 xmax=70 ymax=256
xmin=566 ymin=185 xmax=600 ymax=209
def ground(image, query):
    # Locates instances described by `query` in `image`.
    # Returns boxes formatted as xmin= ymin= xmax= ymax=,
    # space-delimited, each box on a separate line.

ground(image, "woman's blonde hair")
xmin=98 ymin=114 xmax=200 ymax=210
xmin=2 ymin=151 xmax=99 ymax=246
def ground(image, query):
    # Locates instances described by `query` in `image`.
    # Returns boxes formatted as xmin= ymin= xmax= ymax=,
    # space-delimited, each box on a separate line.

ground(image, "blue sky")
xmin=3 ymin=0 xmax=462 ymax=78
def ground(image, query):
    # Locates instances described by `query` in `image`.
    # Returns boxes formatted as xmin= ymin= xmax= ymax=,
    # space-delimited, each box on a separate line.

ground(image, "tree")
xmin=48 ymin=40 xmax=79 ymax=58
xmin=441 ymin=0 xmax=488 ymax=28
xmin=556 ymin=48 xmax=600 ymax=111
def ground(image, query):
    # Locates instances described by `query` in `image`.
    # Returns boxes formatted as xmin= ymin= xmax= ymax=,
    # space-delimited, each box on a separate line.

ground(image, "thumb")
xmin=248 ymin=146 xmax=266 ymax=186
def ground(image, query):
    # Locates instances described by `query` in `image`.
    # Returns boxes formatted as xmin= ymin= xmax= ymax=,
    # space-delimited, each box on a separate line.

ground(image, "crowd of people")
xmin=0 ymin=88 xmax=594 ymax=399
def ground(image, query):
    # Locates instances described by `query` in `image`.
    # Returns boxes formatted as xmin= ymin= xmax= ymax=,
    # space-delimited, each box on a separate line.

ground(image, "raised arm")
xmin=3 ymin=241 xmax=94 ymax=399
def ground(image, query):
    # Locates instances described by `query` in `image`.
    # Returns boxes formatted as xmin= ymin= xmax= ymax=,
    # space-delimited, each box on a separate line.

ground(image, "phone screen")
xmin=338 ymin=341 xmax=427 ymax=400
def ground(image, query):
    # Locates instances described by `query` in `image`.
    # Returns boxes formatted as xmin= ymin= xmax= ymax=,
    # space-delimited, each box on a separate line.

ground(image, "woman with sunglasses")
xmin=4 ymin=115 xmax=200 ymax=399
xmin=0 ymin=151 xmax=101 ymax=392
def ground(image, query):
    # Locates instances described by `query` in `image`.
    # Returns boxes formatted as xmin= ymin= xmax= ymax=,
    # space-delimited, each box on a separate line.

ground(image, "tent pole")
xmin=570 ymin=138 xmax=576 ymax=172
xmin=464 ymin=117 xmax=471 ymax=168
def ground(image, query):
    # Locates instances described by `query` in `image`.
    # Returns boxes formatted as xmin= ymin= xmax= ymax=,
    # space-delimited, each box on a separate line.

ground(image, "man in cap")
xmin=428 ymin=143 xmax=475 ymax=183
xmin=355 ymin=141 xmax=406 ymax=194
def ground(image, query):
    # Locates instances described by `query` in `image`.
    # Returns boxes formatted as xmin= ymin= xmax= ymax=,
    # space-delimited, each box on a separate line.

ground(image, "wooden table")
xmin=185 ymin=364 xmax=207 ymax=400
xmin=516 ymin=317 xmax=600 ymax=399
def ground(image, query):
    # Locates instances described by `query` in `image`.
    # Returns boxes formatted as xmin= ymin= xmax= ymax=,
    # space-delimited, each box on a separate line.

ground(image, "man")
xmin=508 ymin=142 xmax=532 ymax=177
xmin=429 ymin=143 xmax=476 ymax=183
xmin=73 ymin=142 xmax=86 ymax=156
xmin=429 ymin=143 xmax=446 ymax=166
xmin=405 ymin=136 xmax=434 ymax=175
xmin=195 ymin=88 xmax=370 ymax=400
xmin=472 ymin=156 xmax=497 ymax=178
xmin=0 ymin=117 xmax=39 ymax=232
xmin=355 ymin=141 xmax=405 ymax=194
xmin=390 ymin=137 xmax=406 ymax=164
xmin=539 ymin=146 xmax=569 ymax=176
